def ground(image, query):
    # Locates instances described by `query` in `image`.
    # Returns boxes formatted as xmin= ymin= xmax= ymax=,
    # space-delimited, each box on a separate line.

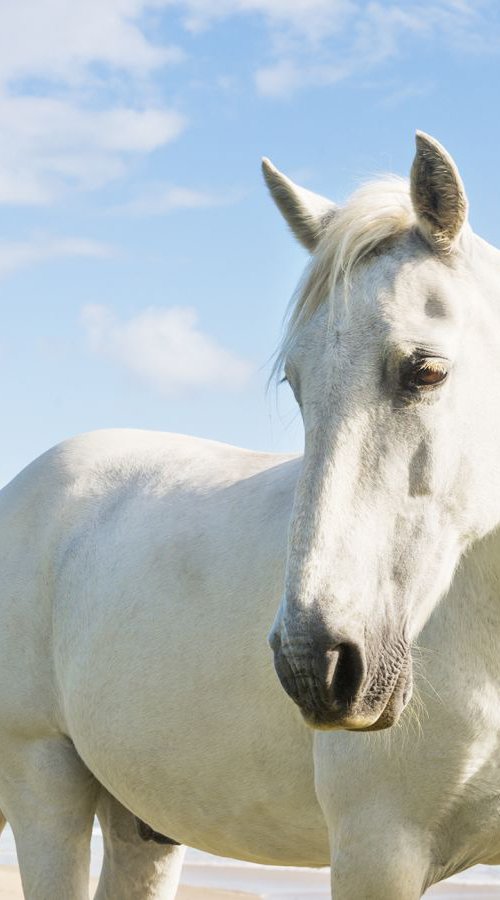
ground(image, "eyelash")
xmin=400 ymin=357 xmax=449 ymax=393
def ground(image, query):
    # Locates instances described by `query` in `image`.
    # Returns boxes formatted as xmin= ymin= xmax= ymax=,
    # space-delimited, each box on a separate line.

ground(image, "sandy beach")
xmin=0 ymin=828 xmax=498 ymax=898
xmin=1 ymin=860 xmax=500 ymax=898
xmin=0 ymin=866 xmax=259 ymax=900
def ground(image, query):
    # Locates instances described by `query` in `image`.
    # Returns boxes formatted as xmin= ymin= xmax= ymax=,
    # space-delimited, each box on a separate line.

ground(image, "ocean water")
xmin=1 ymin=824 xmax=500 ymax=898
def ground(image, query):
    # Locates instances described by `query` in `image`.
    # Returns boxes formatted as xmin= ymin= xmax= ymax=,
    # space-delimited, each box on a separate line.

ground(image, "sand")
xmin=0 ymin=865 xmax=260 ymax=899
xmin=1 ymin=864 xmax=500 ymax=898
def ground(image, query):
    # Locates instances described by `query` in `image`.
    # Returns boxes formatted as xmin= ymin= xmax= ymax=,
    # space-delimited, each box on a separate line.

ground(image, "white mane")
xmin=274 ymin=175 xmax=416 ymax=376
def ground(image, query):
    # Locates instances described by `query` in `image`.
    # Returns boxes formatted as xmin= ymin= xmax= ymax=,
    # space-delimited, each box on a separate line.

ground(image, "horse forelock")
xmin=272 ymin=175 xmax=416 ymax=380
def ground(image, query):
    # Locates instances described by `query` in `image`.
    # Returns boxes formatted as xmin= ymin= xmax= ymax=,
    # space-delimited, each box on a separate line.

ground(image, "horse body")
xmin=0 ymin=429 xmax=328 ymax=868
xmin=2 ymin=133 xmax=500 ymax=898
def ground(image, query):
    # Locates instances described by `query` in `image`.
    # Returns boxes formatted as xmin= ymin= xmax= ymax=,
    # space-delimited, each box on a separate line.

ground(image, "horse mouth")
xmin=297 ymin=663 xmax=412 ymax=732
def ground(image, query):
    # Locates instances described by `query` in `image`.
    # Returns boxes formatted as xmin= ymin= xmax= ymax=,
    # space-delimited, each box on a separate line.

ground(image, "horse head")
xmin=265 ymin=133 xmax=500 ymax=731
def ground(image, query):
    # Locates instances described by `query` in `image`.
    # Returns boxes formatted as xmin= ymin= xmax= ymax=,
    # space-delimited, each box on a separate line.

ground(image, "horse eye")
xmin=413 ymin=362 xmax=448 ymax=387
xmin=398 ymin=355 xmax=449 ymax=396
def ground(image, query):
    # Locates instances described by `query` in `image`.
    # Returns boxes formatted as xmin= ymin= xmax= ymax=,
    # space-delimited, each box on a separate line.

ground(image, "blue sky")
xmin=2 ymin=0 xmax=500 ymax=485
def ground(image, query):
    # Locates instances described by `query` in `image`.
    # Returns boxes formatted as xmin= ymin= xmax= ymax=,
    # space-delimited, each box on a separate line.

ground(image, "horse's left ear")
xmin=262 ymin=158 xmax=336 ymax=253
xmin=410 ymin=131 xmax=468 ymax=250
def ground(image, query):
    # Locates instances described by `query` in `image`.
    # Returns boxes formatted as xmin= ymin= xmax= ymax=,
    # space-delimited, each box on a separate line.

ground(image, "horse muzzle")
xmin=270 ymin=627 xmax=412 ymax=731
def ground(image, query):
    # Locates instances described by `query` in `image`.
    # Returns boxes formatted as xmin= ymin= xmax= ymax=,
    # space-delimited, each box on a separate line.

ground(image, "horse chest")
xmin=431 ymin=752 xmax=500 ymax=878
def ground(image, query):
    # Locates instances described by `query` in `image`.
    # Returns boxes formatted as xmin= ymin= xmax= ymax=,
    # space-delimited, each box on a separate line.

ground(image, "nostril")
xmin=270 ymin=627 xmax=367 ymax=718
xmin=329 ymin=642 xmax=366 ymax=707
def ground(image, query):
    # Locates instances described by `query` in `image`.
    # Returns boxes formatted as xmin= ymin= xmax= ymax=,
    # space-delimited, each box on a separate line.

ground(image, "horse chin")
xmin=299 ymin=703 xmax=401 ymax=733
xmin=346 ymin=707 xmax=402 ymax=732
xmin=299 ymin=708 xmax=393 ymax=732
xmin=300 ymin=709 xmax=389 ymax=731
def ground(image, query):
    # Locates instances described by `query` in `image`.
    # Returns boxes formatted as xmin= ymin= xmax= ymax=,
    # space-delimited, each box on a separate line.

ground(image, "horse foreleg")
xmin=321 ymin=804 xmax=429 ymax=899
xmin=329 ymin=844 xmax=426 ymax=899
xmin=95 ymin=788 xmax=185 ymax=900
xmin=3 ymin=735 xmax=98 ymax=900
xmin=314 ymin=735 xmax=431 ymax=899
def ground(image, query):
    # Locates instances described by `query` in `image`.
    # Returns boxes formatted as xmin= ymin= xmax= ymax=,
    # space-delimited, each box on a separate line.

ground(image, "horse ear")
xmin=262 ymin=158 xmax=336 ymax=253
xmin=410 ymin=131 xmax=468 ymax=250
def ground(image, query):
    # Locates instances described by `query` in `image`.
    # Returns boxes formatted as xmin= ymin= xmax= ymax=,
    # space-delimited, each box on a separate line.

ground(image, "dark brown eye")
xmin=413 ymin=361 xmax=448 ymax=387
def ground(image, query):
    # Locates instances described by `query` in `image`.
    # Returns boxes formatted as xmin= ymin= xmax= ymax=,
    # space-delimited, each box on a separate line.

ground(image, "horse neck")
xmin=421 ymin=525 xmax=500 ymax=700
xmin=424 ymin=237 xmax=500 ymax=689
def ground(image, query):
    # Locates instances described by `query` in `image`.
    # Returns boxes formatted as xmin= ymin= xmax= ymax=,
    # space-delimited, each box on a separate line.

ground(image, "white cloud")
xmin=0 ymin=1 xmax=183 ymax=83
xmin=82 ymin=304 xmax=253 ymax=393
xmin=0 ymin=1 xmax=187 ymax=206
xmin=0 ymin=97 xmax=186 ymax=204
xmin=0 ymin=236 xmax=113 ymax=277
xmin=0 ymin=0 xmax=492 ymax=200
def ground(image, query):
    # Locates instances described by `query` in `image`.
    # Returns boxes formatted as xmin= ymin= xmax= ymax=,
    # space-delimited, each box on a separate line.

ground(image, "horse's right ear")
xmin=262 ymin=158 xmax=337 ymax=253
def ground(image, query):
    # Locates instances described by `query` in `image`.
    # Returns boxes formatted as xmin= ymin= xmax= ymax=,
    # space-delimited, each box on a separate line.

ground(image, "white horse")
xmin=1 ymin=132 xmax=500 ymax=899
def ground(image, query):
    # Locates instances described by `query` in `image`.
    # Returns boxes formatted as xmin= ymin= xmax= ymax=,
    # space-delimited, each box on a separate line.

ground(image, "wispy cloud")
xmin=143 ymin=185 xmax=235 ymax=211
xmin=252 ymin=1 xmax=490 ymax=97
xmin=172 ymin=0 xmax=353 ymax=41
xmin=82 ymin=304 xmax=253 ymax=393
xmin=0 ymin=235 xmax=113 ymax=277
xmin=113 ymin=183 xmax=244 ymax=216
xmin=377 ymin=80 xmax=434 ymax=110
xmin=168 ymin=0 xmax=497 ymax=98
